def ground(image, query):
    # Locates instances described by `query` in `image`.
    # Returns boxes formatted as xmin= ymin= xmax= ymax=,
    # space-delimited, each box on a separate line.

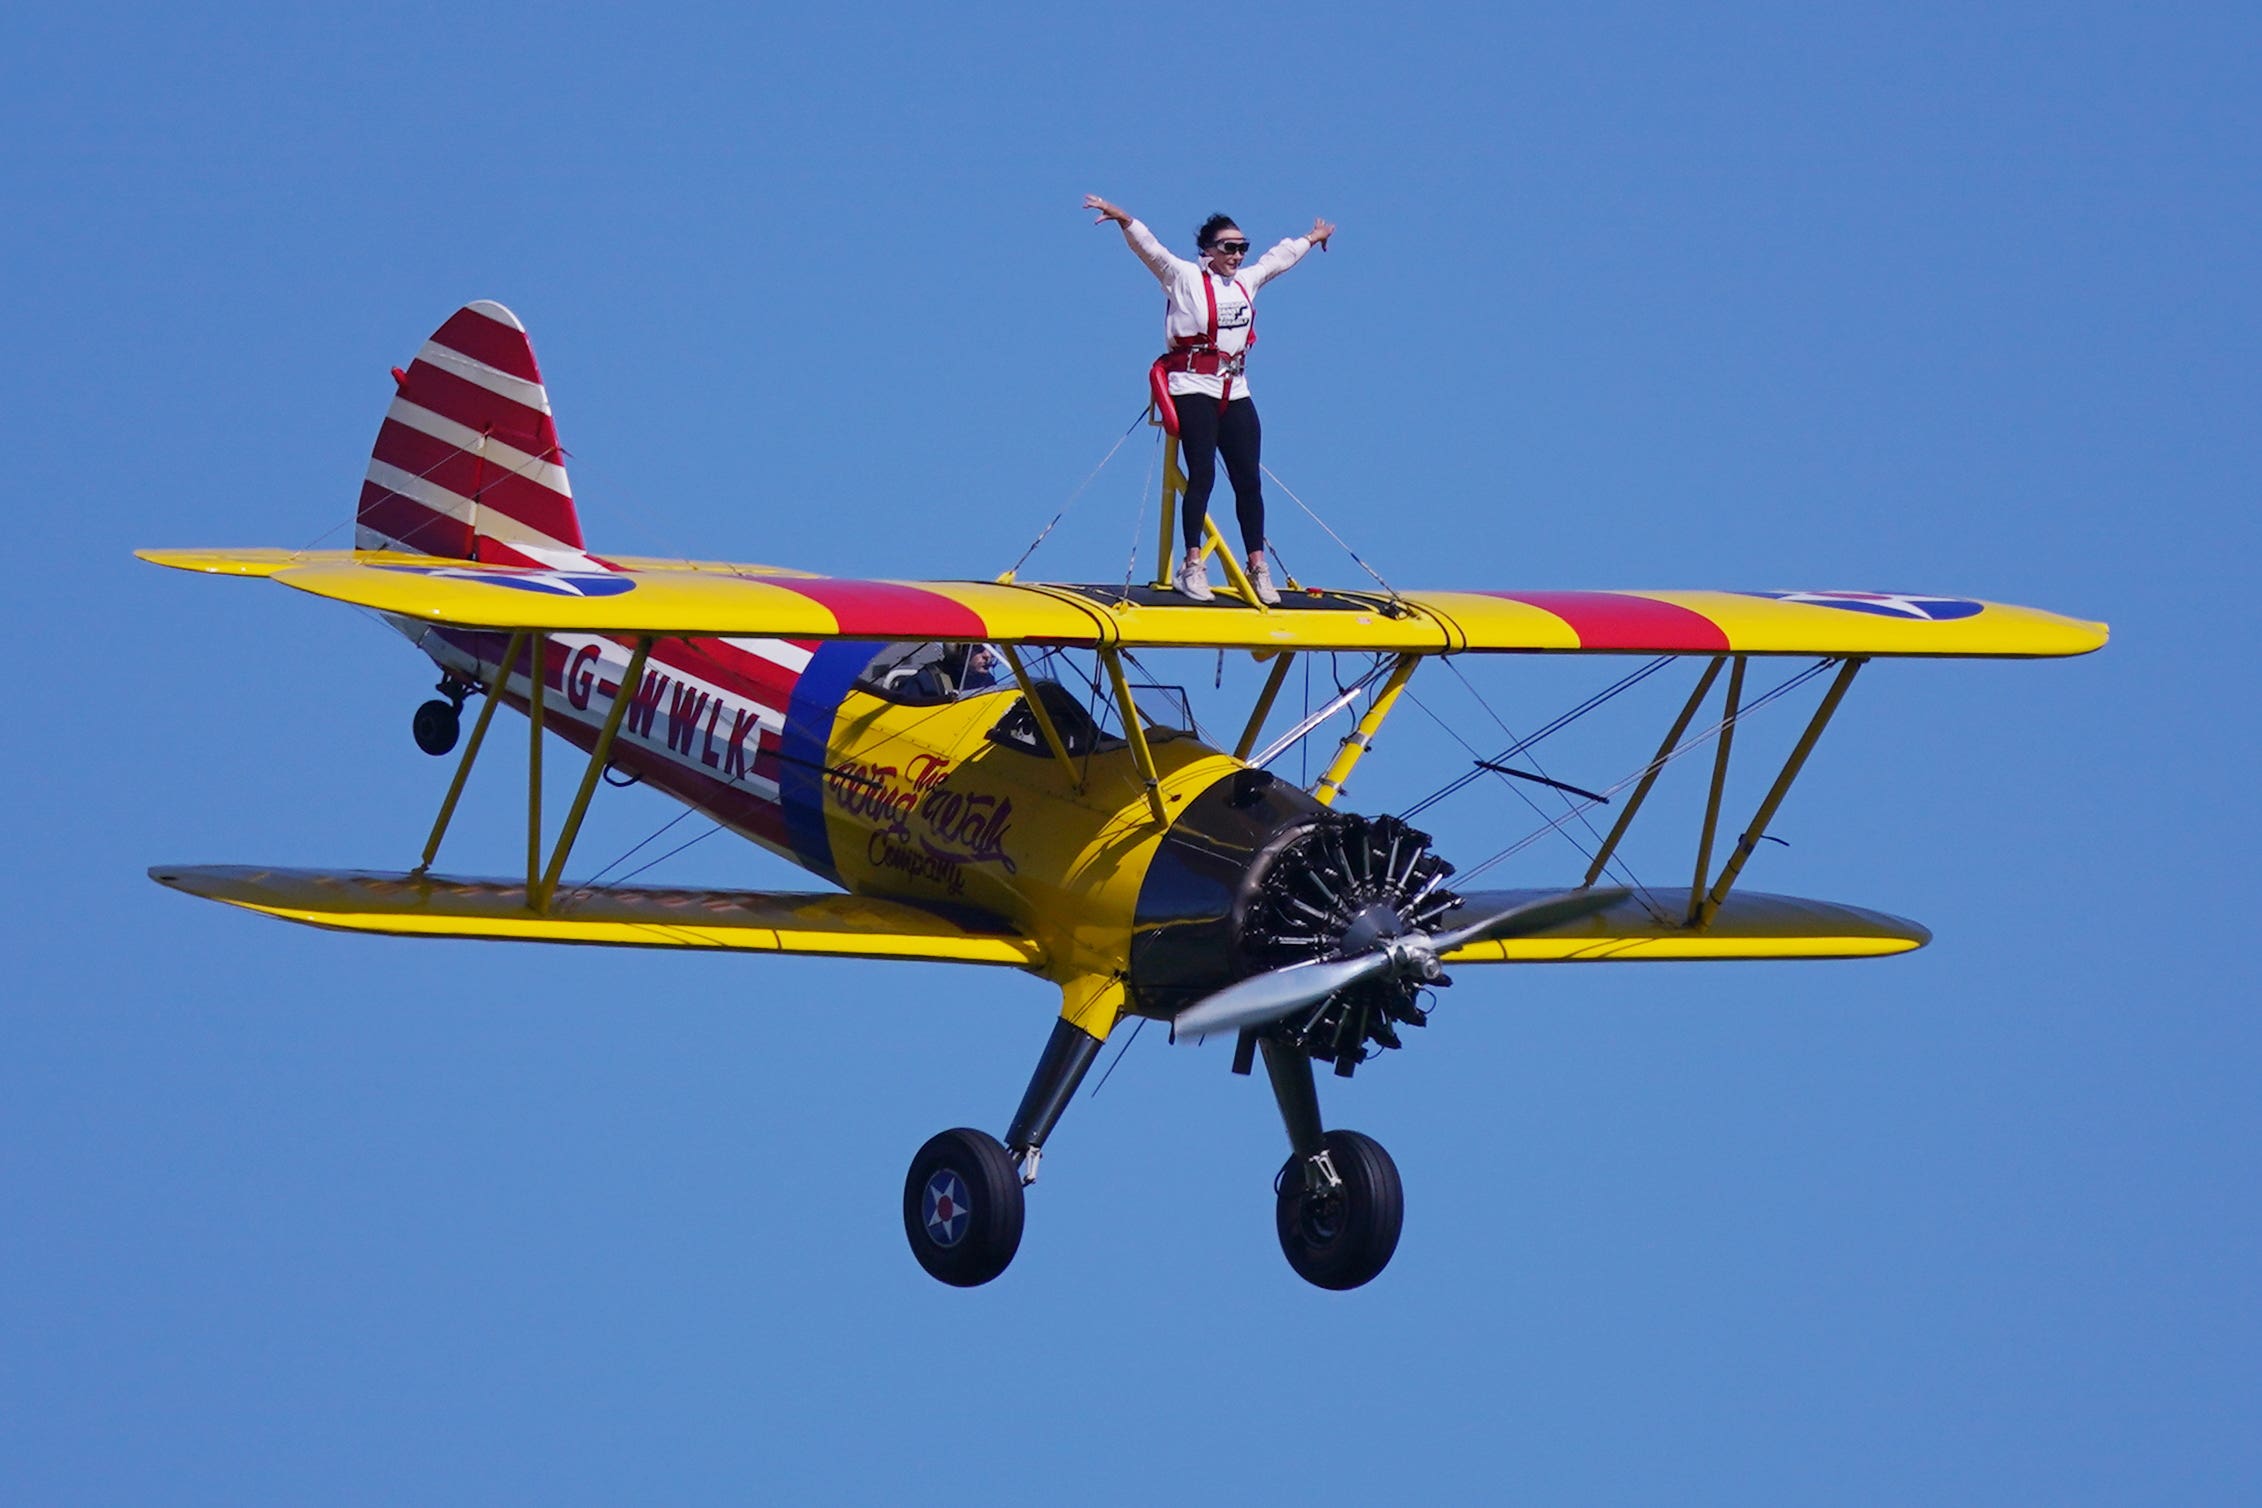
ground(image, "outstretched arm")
xmin=1246 ymin=216 xmax=1338 ymax=288
xmin=1085 ymin=193 xmax=1185 ymax=284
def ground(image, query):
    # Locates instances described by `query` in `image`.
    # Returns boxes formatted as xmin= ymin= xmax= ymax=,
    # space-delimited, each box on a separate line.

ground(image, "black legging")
xmin=1177 ymin=395 xmax=1264 ymax=554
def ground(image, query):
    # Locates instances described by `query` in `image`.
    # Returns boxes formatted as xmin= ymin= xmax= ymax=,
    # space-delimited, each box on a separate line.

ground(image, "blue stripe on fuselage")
xmin=780 ymin=641 xmax=877 ymax=885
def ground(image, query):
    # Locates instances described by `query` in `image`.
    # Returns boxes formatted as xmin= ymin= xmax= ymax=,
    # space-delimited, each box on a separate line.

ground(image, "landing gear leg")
xmin=1003 ymin=1018 xmax=1104 ymax=1186
xmin=902 ymin=1018 xmax=1102 ymax=1288
xmin=1259 ymin=1034 xmax=1403 ymax=1290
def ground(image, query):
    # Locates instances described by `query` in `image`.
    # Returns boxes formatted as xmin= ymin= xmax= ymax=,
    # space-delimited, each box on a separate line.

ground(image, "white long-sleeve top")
xmin=1124 ymin=219 xmax=1313 ymax=401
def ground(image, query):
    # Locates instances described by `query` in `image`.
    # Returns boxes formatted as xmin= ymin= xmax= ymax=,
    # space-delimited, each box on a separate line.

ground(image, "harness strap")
xmin=1190 ymin=270 xmax=1254 ymax=411
xmin=1151 ymin=266 xmax=1257 ymax=432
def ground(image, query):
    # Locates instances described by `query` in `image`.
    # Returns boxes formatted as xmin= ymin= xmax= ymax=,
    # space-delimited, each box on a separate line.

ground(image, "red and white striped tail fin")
xmin=356 ymin=301 xmax=587 ymax=564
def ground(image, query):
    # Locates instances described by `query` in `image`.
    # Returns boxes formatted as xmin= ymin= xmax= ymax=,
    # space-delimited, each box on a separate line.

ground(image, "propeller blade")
xmin=1426 ymin=887 xmax=1630 ymax=955
xmin=1173 ymin=951 xmax=1395 ymax=1039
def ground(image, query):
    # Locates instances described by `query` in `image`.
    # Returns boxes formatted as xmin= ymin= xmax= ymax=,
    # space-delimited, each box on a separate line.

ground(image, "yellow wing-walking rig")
xmin=143 ymin=303 xmax=2108 ymax=1289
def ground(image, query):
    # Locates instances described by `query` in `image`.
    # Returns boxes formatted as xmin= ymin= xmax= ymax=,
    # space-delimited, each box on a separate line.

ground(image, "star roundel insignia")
xmin=923 ymin=1169 xmax=972 ymax=1248
xmin=376 ymin=564 xmax=637 ymax=598
xmin=1741 ymin=589 xmax=1983 ymax=621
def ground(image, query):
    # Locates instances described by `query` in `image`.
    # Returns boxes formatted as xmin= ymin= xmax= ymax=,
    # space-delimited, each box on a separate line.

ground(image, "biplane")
xmin=143 ymin=302 xmax=2107 ymax=1290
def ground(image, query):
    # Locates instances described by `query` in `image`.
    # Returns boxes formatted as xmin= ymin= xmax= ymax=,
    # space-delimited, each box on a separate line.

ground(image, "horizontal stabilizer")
xmin=1436 ymin=888 xmax=1930 ymax=963
xmin=150 ymin=865 xmax=1046 ymax=968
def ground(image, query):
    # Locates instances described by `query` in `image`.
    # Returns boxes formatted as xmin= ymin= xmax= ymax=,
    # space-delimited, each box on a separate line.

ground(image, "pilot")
xmin=958 ymin=644 xmax=1001 ymax=692
xmin=1084 ymin=195 xmax=1335 ymax=605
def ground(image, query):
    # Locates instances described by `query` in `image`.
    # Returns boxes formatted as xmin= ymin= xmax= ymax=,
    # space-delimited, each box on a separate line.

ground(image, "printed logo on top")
xmin=376 ymin=565 xmax=636 ymax=598
xmin=1740 ymin=590 xmax=1982 ymax=621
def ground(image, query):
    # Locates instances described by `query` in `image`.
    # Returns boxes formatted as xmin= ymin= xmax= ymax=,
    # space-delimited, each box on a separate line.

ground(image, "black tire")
xmin=1275 ymin=1129 xmax=1403 ymax=1291
xmin=903 ymin=1128 xmax=1025 ymax=1287
xmin=413 ymin=699 xmax=461 ymax=756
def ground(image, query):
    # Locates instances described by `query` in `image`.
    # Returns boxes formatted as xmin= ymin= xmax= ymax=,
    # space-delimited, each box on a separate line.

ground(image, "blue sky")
xmin=4 ymin=3 xmax=2256 ymax=1501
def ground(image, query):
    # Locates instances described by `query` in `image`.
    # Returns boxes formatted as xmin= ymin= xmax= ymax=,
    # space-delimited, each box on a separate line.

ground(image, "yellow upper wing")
xmin=137 ymin=549 xmax=2108 ymax=658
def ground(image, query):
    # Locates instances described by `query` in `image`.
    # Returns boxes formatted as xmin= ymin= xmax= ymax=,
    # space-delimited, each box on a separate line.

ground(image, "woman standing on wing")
xmin=1085 ymin=195 xmax=1335 ymax=603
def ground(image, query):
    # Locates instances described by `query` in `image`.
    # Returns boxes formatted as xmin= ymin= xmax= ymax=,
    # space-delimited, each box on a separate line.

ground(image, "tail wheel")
xmin=903 ymin=1128 xmax=1025 ymax=1287
xmin=412 ymin=699 xmax=462 ymax=756
xmin=1275 ymin=1129 xmax=1403 ymax=1290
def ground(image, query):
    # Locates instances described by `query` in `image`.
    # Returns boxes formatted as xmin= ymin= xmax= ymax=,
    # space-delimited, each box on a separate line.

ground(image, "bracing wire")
xmin=1437 ymin=657 xmax=1648 ymax=893
xmin=1088 ymin=1017 xmax=1148 ymax=1099
xmin=1401 ymin=657 xmax=1672 ymax=820
xmin=1450 ymin=658 xmax=1838 ymax=889
xmin=1005 ymin=406 xmax=1151 ymax=581
xmin=1259 ymin=462 xmax=1402 ymax=603
xmin=1122 ymin=427 xmax=1158 ymax=603
xmin=1402 ymin=686 xmax=1660 ymax=914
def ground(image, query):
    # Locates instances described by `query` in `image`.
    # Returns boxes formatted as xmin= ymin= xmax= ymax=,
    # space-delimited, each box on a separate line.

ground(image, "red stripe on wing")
xmin=759 ymin=578 xmax=988 ymax=640
xmin=1482 ymin=591 xmax=1731 ymax=652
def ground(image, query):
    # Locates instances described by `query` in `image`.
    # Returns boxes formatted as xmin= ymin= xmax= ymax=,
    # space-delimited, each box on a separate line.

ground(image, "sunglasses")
xmin=1209 ymin=240 xmax=1250 ymax=255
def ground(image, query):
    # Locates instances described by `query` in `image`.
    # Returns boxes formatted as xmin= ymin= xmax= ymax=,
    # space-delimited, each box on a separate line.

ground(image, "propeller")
xmin=1423 ymin=888 xmax=1633 ymax=954
xmin=1173 ymin=886 xmax=1629 ymax=1041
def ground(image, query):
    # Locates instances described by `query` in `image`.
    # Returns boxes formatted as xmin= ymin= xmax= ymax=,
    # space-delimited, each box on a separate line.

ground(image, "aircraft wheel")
xmin=412 ymin=699 xmax=461 ymax=756
xmin=903 ymin=1128 xmax=1024 ymax=1287
xmin=1275 ymin=1129 xmax=1403 ymax=1291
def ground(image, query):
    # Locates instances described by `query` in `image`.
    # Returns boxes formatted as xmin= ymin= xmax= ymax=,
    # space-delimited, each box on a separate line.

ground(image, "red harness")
xmin=1148 ymin=269 xmax=1254 ymax=437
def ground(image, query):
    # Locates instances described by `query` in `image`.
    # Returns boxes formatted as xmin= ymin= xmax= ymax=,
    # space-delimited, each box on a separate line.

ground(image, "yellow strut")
xmin=1151 ymin=425 xmax=1267 ymax=610
xmin=534 ymin=637 xmax=653 ymax=913
xmin=1235 ymin=651 xmax=1298 ymax=761
xmin=999 ymin=645 xmax=1082 ymax=790
xmin=1695 ymin=659 xmax=1863 ymax=928
xmin=1583 ymin=656 xmax=1726 ymax=889
xmin=526 ymin=634 xmax=546 ymax=896
xmin=414 ymin=629 xmax=527 ymax=875
xmin=1312 ymin=653 xmax=1422 ymax=807
xmin=1687 ymin=657 xmax=1747 ymax=926
xmin=1202 ymin=517 xmax=1264 ymax=609
xmin=1153 ymin=433 xmax=1185 ymax=589
xmin=1099 ymin=647 xmax=1169 ymax=826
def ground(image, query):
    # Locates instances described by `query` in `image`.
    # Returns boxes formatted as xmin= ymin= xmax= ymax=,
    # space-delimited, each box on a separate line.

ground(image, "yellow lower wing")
xmin=152 ymin=866 xmax=1045 ymax=967
xmin=1438 ymin=889 xmax=1930 ymax=962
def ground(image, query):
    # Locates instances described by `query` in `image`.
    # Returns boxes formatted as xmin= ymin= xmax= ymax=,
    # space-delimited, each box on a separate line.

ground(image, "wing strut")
xmin=1312 ymin=653 xmax=1423 ymax=807
xmin=1099 ymin=647 xmax=1169 ymax=825
xmin=525 ymin=634 xmax=545 ymax=893
xmin=1692 ymin=658 xmax=1863 ymax=928
xmin=1687 ymin=657 xmax=1749 ymax=923
xmin=536 ymin=636 xmax=654 ymax=911
xmin=1235 ymin=651 xmax=1298 ymax=760
xmin=415 ymin=629 xmax=528 ymax=876
xmin=999 ymin=644 xmax=1084 ymax=790
xmin=408 ymin=631 xmax=657 ymax=914
xmin=1582 ymin=656 xmax=1728 ymax=888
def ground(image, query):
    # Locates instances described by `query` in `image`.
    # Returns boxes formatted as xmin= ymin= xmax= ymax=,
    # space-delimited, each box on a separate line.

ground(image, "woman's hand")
xmin=1085 ymin=194 xmax=1131 ymax=227
xmin=1307 ymin=216 xmax=1337 ymax=250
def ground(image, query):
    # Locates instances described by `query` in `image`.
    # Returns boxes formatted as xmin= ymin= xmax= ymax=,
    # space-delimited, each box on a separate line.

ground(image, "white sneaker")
xmin=1175 ymin=554 xmax=1214 ymax=602
xmin=1249 ymin=552 xmax=1281 ymax=606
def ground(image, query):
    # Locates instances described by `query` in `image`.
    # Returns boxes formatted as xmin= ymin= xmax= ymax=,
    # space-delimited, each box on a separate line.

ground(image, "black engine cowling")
xmin=1127 ymin=768 xmax=1464 ymax=1075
